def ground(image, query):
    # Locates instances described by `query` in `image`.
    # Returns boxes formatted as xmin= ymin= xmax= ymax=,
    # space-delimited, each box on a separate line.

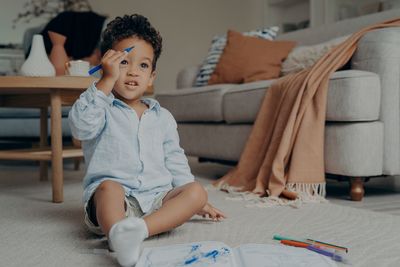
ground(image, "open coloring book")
xmin=136 ymin=241 xmax=338 ymax=267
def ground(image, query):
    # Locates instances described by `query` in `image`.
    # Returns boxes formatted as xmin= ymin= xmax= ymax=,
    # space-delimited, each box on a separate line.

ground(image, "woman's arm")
xmin=48 ymin=31 xmax=69 ymax=75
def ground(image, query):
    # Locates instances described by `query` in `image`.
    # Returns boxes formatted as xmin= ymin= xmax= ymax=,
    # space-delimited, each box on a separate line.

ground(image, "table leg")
xmin=39 ymin=107 xmax=48 ymax=181
xmin=51 ymin=90 xmax=63 ymax=203
xmin=72 ymin=137 xmax=81 ymax=170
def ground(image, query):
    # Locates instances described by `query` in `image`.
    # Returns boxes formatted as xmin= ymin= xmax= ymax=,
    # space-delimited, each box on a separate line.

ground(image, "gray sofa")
xmin=0 ymin=108 xmax=72 ymax=138
xmin=155 ymin=9 xmax=400 ymax=201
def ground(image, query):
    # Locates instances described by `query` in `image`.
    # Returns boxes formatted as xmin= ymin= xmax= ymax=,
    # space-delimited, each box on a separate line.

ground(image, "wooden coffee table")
xmin=0 ymin=76 xmax=98 ymax=203
xmin=0 ymin=76 xmax=154 ymax=203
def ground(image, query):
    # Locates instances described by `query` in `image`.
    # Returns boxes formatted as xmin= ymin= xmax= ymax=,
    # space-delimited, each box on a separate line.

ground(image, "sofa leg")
xmin=349 ymin=177 xmax=365 ymax=201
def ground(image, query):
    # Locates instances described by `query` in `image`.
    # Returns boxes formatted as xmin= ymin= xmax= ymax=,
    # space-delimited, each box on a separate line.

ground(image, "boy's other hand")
xmin=96 ymin=49 xmax=128 ymax=95
xmin=197 ymin=203 xmax=226 ymax=221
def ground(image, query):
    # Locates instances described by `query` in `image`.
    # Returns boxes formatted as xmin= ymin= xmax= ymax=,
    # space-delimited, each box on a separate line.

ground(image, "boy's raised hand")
xmin=197 ymin=202 xmax=226 ymax=221
xmin=96 ymin=49 xmax=128 ymax=95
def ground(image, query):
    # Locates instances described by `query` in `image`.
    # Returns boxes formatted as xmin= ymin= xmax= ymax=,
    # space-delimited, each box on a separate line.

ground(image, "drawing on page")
xmin=140 ymin=243 xmax=234 ymax=267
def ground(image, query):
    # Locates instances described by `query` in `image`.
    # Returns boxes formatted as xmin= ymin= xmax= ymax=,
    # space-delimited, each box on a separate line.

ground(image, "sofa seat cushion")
xmin=223 ymin=70 xmax=380 ymax=123
xmin=156 ymin=80 xmax=277 ymax=122
xmin=155 ymin=84 xmax=236 ymax=122
xmin=0 ymin=107 xmax=71 ymax=118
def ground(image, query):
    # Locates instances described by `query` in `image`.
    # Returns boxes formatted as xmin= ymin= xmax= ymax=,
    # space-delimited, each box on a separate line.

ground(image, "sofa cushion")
xmin=223 ymin=70 xmax=380 ymax=123
xmin=157 ymin=70 xmax=380 ymax=123
xmin=155 ymin=84 xmax=235 ymax=122
xmin=208 ymin=30 xmax=296 ymax=84
xmin=0 ymin=107 xmax=71 ymax=118
xmin=193 ymin=26 xmax=279 ymax=87
xmin=281 ymin=35 xmax=349 ymax=76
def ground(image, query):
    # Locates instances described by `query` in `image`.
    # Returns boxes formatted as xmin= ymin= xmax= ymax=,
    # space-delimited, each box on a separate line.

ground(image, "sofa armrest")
xmin=351 ymin=27 xmax=400 ymax=175
xmin=176 ymin=65 xmax=200 ymax=89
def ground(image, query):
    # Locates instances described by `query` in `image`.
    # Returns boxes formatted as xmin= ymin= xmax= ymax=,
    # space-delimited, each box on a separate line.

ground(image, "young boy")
xmin=68 ymin=14 xmax=225 ymax=267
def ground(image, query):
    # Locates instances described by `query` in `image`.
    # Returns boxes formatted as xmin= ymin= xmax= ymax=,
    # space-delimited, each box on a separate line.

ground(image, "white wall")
xmin=90 ymin=0 xmax=265 ymax=92
xmin=0 ymin=0 xmax=50 ymax=44
xmin=265 ymin=1 xmax=310 ymax=29
xmin=1 ymin=0 xmax=266 ymax=92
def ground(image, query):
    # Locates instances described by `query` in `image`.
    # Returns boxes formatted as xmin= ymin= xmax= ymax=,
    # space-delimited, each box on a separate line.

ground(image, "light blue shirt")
xmin=68 ymin=83 xmax=194 ymax=213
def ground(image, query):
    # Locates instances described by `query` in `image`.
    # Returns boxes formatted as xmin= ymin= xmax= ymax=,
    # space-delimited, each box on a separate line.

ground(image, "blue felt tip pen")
xmin=88 ymin=46 xmax=134 ymax=75
xmin=306 ymin=245 xmax=350 ymax=263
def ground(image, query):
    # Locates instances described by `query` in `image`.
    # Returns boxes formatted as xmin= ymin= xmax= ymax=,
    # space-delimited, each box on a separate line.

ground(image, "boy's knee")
xmin=186 ymin=182 xmax=208 ymax=207
xmin=96 ymin=180 xmax=124 ymax=194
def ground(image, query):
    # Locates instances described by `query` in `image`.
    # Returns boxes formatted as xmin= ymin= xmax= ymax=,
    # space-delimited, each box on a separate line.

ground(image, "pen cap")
xmin=333 ymin=250 xmax=351 ymax=264
xmin=312 ymin=244 xmax=336 ymax=253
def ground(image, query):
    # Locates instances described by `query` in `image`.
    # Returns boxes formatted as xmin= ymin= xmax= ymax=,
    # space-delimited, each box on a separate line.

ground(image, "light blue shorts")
xmin=84 ymin=191 xmax=169 ymax=236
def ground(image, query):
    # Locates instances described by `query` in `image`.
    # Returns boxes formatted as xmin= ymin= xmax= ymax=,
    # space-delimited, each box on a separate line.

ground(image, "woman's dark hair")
xmin=100 ymin=14 xmax=162 ymax=70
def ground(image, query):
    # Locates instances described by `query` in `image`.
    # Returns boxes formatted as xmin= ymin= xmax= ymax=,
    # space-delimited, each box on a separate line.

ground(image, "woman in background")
xmin=40 ymin=11 xmax=108 ymax=75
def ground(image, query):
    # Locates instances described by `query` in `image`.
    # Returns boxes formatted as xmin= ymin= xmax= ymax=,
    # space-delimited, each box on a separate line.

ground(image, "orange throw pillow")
xmin=208 ymin=30 xmax=296 ymax=84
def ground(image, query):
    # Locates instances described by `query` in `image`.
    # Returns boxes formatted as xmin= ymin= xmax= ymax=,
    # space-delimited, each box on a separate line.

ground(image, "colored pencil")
xmin=306 ymin=239 xmax=348 ymax=253
xmin=280 ymin=240 xmax=310 ymax=248
xmin=273 ymin=234 xmax=309 ymax=243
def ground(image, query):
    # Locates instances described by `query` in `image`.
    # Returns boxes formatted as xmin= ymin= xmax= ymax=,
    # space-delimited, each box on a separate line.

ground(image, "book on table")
xmin=136 ymin=241 xmax=337 ymax=267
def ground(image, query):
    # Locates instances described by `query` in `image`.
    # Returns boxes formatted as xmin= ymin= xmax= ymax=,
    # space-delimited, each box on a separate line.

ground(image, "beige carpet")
xmin=1 ymin=162 xmax=400 ymax=267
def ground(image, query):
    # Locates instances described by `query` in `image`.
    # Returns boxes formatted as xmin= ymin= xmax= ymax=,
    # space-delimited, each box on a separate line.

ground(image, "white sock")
xmin=108 ymin=217 xmax=149 ymax=267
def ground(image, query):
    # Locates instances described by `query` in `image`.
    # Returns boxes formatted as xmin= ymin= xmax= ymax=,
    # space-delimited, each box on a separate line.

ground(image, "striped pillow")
xmin=194 ymin=26 xmax=279 ymax=87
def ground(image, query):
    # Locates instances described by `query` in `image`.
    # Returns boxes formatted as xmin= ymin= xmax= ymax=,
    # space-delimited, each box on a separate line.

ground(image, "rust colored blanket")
xmin=214 ymin=19 xmax=400 ymax=206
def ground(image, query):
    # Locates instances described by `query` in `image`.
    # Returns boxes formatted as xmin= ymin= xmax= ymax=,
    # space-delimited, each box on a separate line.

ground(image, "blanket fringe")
xmin=207 ymin=182 xmax=328 ymax=209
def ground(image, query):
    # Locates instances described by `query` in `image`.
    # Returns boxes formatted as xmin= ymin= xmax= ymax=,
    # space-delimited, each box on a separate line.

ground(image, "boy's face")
xmin=112 ymin=37 xmax=155 ymax=102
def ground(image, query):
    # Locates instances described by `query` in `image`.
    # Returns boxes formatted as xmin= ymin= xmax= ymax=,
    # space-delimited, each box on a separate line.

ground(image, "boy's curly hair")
xmin=100 ymin=14 xmax=162 ymax=71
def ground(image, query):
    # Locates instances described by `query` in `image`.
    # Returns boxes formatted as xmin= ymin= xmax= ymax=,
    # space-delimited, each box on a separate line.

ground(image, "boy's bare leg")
xmin=94 ymin=180 xmax=148 ymax=266
xmin=93 ymin=180 xmax=126 ymax=237
xmin=144 ymin=181 xmax=208 ymax=236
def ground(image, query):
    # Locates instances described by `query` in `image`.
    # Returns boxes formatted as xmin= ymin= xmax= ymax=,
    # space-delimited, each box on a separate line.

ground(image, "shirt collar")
xmin=141 ymin=97 xmax=161 ymax=114
xmin=112 ymin=96 xmax=161 ymax=115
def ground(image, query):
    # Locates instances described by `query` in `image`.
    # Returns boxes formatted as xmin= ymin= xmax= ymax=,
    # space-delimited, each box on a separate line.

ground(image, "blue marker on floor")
xmin=88 ymin=46 xmax=134 ymax=75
